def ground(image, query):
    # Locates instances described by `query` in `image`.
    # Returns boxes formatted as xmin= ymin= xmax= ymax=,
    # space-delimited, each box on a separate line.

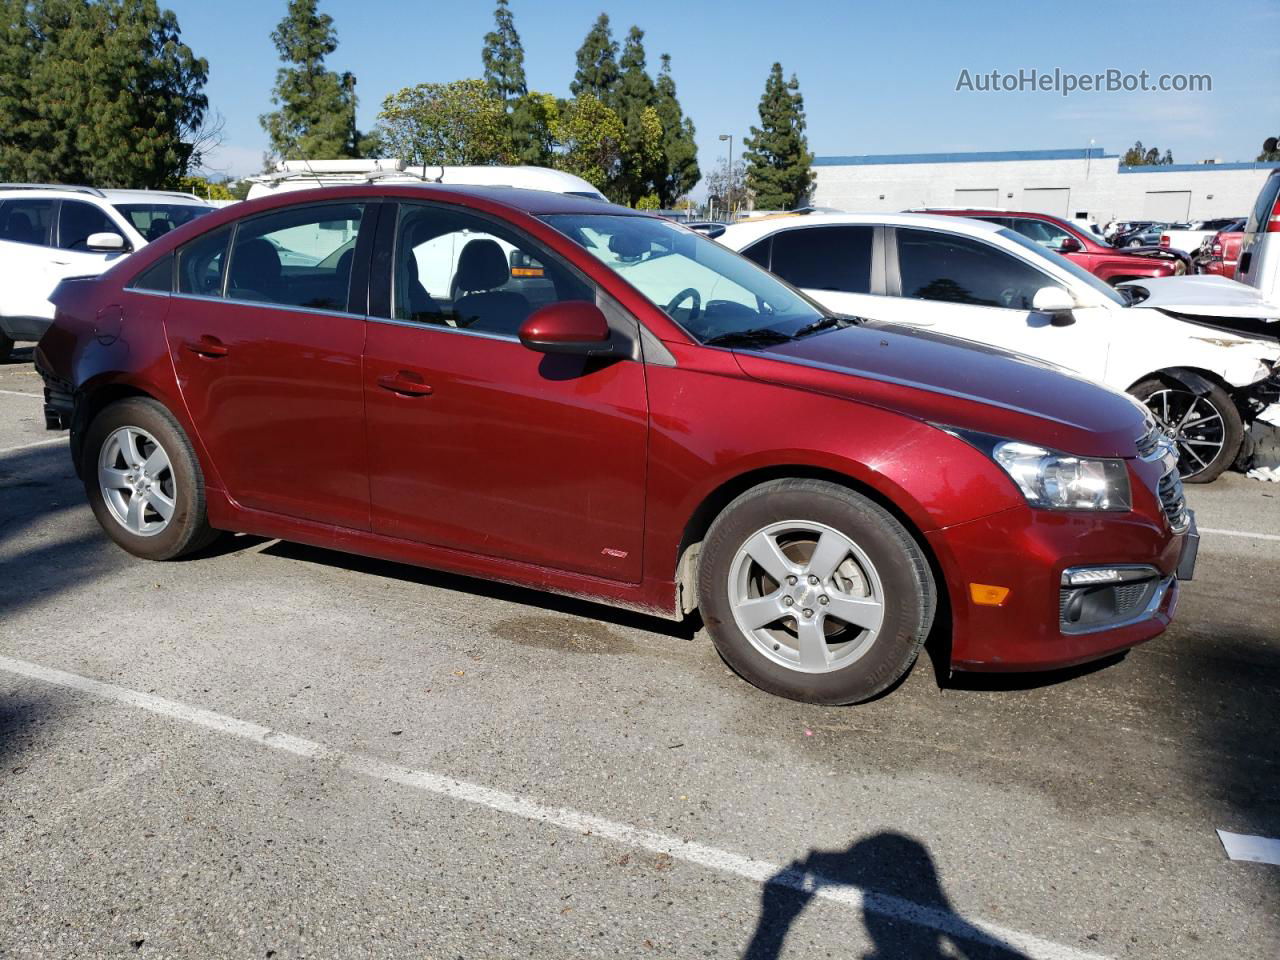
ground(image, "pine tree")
xmin=743 ymin=63 xmax=814 ymax=210
xmin=0 ymin=0 xmax=209 ymax=187
xmin=570 ymin=13 xmax=620 ymax=103
xmin=613 ymin=26 xmax=662 ymax=204
xmin=654 ymin=54 xmax=700 ymax=207
xmin=260 ymin=0 xmax=365 ymax=160
xmin=481 ymin=0 xmax=527 ymax=106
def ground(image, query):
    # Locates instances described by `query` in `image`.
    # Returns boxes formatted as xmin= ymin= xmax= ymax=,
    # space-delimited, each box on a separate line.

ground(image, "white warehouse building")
xmin=810 ymin=147 xmax=1280 ymax=224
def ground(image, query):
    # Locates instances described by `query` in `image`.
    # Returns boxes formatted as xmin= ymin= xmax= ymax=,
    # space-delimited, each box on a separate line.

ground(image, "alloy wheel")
xmin=1142 ymin=388 xmax=1226 ymax=480
xmin=98 ymin=426 xmax=177 ymax=536
xmin=728 ymin=520 xmax=885 ymax=674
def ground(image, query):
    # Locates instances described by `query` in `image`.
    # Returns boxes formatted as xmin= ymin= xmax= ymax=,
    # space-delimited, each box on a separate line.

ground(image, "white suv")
xmin=719 ymin=212 xmax=1280 ymax=482
xmin=0 ymin=185 xmax=215 ymax=359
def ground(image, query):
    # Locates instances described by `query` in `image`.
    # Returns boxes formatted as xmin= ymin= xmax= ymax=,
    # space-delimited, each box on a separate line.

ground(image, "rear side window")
xmin=58 ymin=200 xmax=122 ymax=251
xmin=896 ymin=228 xmax=1061 ymax=310
xmin=768 ymin=226 xmax=874 ymax=294
xmin=0 ymin=197 xmax=54 ymax=246
xmin=177 ymin=226 xmax=231 ymax=296
xmin=227 ymin=203 xmax=364 ymax=312
xmin=1245 ymin=172 xmax=1280 ymax=235
xmin=130 ymin=255 xmax=174 ymax=293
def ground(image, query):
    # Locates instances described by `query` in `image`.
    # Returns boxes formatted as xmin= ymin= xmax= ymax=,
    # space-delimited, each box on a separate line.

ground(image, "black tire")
xmin=83 ymin=397 xmax=221 ymax=560
xmin=698 ymin=479 xmax=936 ymax=705
xmin=0 ymin=333 xmax=13 ymax=363
xmin=1131 ymin=376 xmax=1243 ymax=483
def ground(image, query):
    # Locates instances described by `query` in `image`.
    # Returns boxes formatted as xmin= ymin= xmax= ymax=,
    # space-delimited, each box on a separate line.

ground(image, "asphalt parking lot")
xmin=1 ymin=345 xmax=1277 ymax=959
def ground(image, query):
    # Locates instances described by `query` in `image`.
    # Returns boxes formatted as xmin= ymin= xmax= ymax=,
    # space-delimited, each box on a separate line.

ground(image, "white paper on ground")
xmin=1217 ymin=829 xmax=1280 ymax=865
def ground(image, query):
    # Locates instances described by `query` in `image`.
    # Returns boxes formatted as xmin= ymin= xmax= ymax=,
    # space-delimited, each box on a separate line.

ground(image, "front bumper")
xmin=927 ymin=504 xmax=1192 ymax=672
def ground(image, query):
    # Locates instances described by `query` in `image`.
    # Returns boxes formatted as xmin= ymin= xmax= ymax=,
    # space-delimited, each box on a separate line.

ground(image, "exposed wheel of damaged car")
xmin=1130 ymin=376 xmax=1243 ymax=483
xmin=84 ymin=397 xmax=221 ymax=560
xmin=698 ymin=480 xmax=935 ymax=705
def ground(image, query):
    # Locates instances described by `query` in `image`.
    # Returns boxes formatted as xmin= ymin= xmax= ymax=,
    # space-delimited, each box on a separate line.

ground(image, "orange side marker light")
xmin=969 ymin=583 xmax=1011 ymax=606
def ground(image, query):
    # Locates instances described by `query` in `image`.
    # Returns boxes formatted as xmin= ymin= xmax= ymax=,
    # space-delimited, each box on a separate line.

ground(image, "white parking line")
xmin=0 ymin=654 xmax=1109 ymax=960
xmin=0 ymin=388 xmax=43 ymax=399
xmin=1201 ymin=527 xmax=1280 ymax=543
xmin=0 ymin=436 xmax=66 ymax=455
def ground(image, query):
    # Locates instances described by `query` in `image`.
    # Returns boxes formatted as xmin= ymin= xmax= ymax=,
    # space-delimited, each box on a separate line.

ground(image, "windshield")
xmin=113 ymin=203 xmax=215 ymax=243
xmin=542 ymin=213 xmax=826 ymax=342
xmin=998 ymin=228 xmax=1126 ymax=306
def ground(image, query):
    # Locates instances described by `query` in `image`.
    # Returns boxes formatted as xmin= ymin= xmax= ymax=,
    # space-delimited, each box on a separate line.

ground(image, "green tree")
xmin=1121 ymin=140 xmax=1174 ymax=166
xmin=743 ymin=63 xmax=814 ymax=210
xmin=377 ymin=78 xmax=514 ymax=167
xmin=570 ymin=13 xmax=620 ymax=102
xmin=1260 ymin=136 xmax=1280 ymax=162
xmin=260 ymin=0 xmax=366 ymax=161
xmin=0 ymin=0 xmax=209 ymax=187
xmin=551 ymin=94 xmax=625 ymax=195
xmin=612 ymin=25 xmax=664 ymax=205
xmin=511 ymin=91 xmax=559 ymax=166
xmin=654 ymin=54 xmax=700 ymax=207
xmin=481 ymin=0 xmax=526 ymax=106
xmin=178 ymin=175 xmax=233 ymax=201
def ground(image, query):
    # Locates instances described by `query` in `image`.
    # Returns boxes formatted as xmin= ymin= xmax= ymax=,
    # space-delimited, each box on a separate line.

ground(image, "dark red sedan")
xmin=35 ymin=185 xmax=1197 ymax=704
xmin=922 ymin=209 xmax=1189 ymax=285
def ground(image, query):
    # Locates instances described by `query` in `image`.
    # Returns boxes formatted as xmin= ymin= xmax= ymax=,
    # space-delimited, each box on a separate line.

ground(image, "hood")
xmin=732 ymin=321 xmax=1149 ymax=459
xmin=1120 ymin=274 xmax=1280 ymax=321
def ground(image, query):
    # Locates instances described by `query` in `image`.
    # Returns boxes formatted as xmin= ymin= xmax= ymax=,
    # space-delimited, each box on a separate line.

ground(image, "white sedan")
xmin=718 ymin=212 xmax=1280 ymax=481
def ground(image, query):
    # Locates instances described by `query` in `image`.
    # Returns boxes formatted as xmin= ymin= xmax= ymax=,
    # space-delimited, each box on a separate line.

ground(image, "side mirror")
xmin=1057 ymin=236 xmax=1082 ymax=254
xmin=87 ymin=232 xmax=126 ymax=253
xmin=1032 ymin=286 xmax=1076 ymax=325
xmin=519 ymin=301 xmax=616 ymax=356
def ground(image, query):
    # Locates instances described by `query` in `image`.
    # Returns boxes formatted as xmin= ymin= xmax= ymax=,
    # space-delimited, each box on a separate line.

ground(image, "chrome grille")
xmin=1135 ymin=423 xmax=1167 ymax=462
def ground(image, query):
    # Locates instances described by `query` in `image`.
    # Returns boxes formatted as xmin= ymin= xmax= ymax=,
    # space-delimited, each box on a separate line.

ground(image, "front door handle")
xmin=377 ymin=371 xmax=434 ymax=397
xmin=184 ymin=335 xmax=229 ymax=358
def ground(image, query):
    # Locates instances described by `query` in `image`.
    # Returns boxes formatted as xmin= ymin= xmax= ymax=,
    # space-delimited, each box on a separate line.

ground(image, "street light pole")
xmin=719 ymin=133 xmax=733 ymax=221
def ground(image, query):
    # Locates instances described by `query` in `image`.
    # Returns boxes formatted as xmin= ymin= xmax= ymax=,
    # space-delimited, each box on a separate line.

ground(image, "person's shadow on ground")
xmin=742 ymin=832 xmax=1032 ymax=960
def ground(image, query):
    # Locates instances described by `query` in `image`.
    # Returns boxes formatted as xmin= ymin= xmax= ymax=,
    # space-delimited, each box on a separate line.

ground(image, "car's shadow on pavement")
xmin=742 ymin=832 xmax=1032 ymax=960
xmin=258 ymin=539 xmax=703 ymax=641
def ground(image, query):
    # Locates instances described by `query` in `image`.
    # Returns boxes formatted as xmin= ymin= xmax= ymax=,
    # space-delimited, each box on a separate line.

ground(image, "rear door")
xmin=164 ymin=202 xmax=371 ymax=529
xmin=0 ymin=196 xmax=57 ymax=325
xmin=740 ymin=225 xmax=884 ymax=319
xmin=361 ymin=200 xmax=649 ymax=582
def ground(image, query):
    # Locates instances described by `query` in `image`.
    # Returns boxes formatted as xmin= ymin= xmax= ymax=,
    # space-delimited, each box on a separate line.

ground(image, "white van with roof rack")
xmin=0 ymin=184 xmax=216 ymax=360
xmin=245 ymin=159 xmax=608 ymax=202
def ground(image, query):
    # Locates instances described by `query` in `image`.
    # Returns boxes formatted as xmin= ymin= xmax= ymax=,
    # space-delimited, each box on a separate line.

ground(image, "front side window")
xmin=177 ymin=226 xmax=231 ymax=296
xmin=114 ymin=203 xmax=215 ymax=243
xmin=997 ymin=229 xmax=1124 ymax=306
xmin=227 ymin=203 xmax=364 ymax=312
xmin=896 ymin=228 xmax=1064 ymax=311
xmin=543 ymin=214 xmax=824 ymax=343
xmin=392 ymin=204 xmax=592 ymax=336
xmin=767 ymin=226 xmax=874 ymax=294
xmin=58 ymin=200 xmax=122 ymax=251
xmin=0 ymin=197 xmax=54 ymax=246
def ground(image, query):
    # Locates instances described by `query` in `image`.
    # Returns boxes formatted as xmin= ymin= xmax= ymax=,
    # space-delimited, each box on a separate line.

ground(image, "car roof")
xmin=719 ymin=210 xmax=1006 ymax=246
xmin=233 ymin=182 xmax=641 ymax=219
xmin=0 ymin=184 xmax=209 ymax=205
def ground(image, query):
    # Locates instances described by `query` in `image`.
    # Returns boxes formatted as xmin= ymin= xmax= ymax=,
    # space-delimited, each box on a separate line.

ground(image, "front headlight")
xmin=993 ymin=441 xmax=1131 ymax=511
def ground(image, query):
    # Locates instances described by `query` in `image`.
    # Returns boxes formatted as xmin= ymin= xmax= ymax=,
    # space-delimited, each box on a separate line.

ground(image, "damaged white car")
xmin=719 ymin=212 xmax=1280 ymax=481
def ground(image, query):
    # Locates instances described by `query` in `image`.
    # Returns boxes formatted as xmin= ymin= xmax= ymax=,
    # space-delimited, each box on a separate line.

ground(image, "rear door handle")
xmin=377 ymin=371 xmax=433 ymax=396
xmin=184 ymin=335 xmax=228 ymax=358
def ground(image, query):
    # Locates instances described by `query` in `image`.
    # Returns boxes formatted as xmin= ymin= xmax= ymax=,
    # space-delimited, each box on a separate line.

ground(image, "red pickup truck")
xmin=1192 ymin=219 xmax=1246 ymax=280
xmin=922 ymin=209 xmax=1190 ymax=285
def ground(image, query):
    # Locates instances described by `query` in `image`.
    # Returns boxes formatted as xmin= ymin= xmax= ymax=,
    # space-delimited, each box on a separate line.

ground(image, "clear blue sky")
xmin=172 ymin=0 xmax=1280 ymax=185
